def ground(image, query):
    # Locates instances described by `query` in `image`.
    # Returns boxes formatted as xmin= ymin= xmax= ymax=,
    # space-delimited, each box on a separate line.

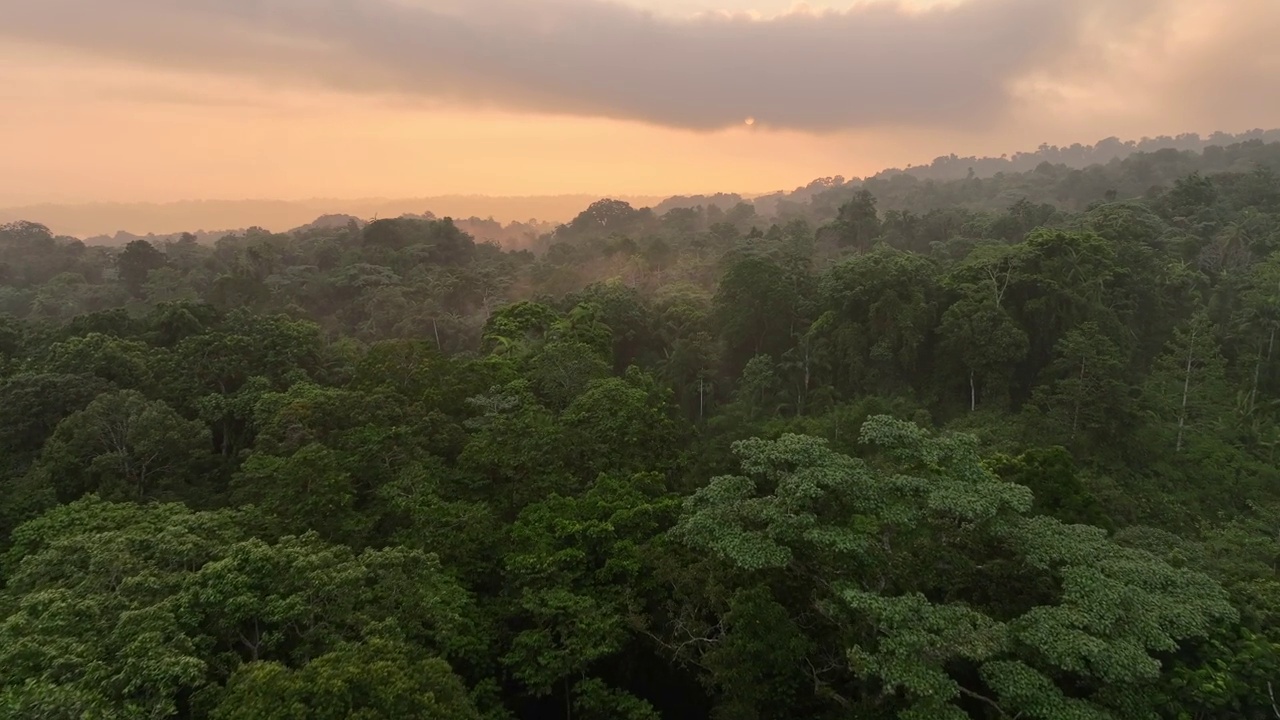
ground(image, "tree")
xmin=502 ymin=473 xmax=677 ymax=717
xmin=165 ymin=310 xmax=323 ymax=400
xmin=714 ymin=253 xmax=805 ymax=376
xmin=528 ymin=340 xmax=612 ymax=410
xmin=1235 ymin=251 xmax=1280 ymax=416
xmin=731 ymin=354 xmax=781 ymax=421
xmin=1003 ymin=229 xmax=1121 ymax=398
xmin=672 ymin=417 xmax=1234 ymax=718
xmin=937 ymin=293 xmax=1028 ymax=411
xmin=0 ymin=372 xmax=111 ymax=456
xmin=456 ymin=382 xmax=571 ymax=515
xmin=232 ymin=443 xmax=364 ymax=542
xmin=37 ymin=332 xmax=153 ymax=390
xmin=376 ymin=457 xmax=502 ymax=587
xmin=987 ymin=446 xmax=1112 ymax=529
xmin=481 ymin=301 xmax=560 ymax=356
xmin=564 ymin=281 xmax=660 ymax=372
xmin=0 ymin=498 xmax=479 ymax=718
xmin=213 ymin=639 xmax=482 ymax=720
xmin=824 ymin=190 xmax=881 ymax=251
xmin=0 ymin=500 xmax=237 ymax=718
xmin=181 ymin=534 xmax=475 ymax=670
xmin=1144 ymin=311 xmax=1229 ymax=452
xmin=562 ymin=199 xmax=645 ymax=239
xmin=162 ymin=310 xmax=324 ymax=453
xmin=32 ymin=389 xmax=211 ymax=503
xmin=814 ymin=248 xmax=940 ymax=397
xmin=1026 ymin=321 xmax=1132 ymax=451
xmin=117 ymin=239 xmax=168 ymax=297
xmin=0 ymin=314 xmax=24 ymax=370
xmin=561 ymin=371 xmax=683 ymax=480
xmin=145 ymin=300 xmax=220 ymax=347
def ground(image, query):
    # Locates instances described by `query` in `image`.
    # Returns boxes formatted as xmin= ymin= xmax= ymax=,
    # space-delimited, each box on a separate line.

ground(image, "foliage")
xmin=2 ymin=142 xmax=1280 ymax=718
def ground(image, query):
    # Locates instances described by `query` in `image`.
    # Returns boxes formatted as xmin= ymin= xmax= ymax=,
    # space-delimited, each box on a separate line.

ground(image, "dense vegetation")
xmin=3 ymin=138 xmax=1280 ymax=719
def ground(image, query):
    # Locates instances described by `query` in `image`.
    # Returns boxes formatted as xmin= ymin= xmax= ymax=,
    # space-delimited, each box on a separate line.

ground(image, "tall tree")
xmin=1026 ymin=321 xmax=1132 ymax=451
xmin=116 ymin=239 xmax=168 ymax=297
xmin=937 ymin=293 xmax=1028 ymax=411
xmin=1145 ymin=311 xmax=1230 ymax=452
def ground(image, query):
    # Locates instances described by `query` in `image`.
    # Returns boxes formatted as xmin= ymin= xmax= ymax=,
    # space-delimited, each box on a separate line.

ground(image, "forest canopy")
xmin=3 ymin=137 xmax=1280 ymax=719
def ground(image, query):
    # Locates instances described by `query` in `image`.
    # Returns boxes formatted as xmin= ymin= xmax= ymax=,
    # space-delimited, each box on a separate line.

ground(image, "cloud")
xmin=1002 ymin=0 xmax=1280 ymax=139
xmin=1149 ymin=1 xmax=1280 ymax=128
xmin=0 ymin=0 xmax=1262 ymax=132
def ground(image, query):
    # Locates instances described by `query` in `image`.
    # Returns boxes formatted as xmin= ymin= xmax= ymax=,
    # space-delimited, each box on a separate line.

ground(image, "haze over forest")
xmin=4 ymin=0 xmax=1279 ymax=216
xmin=6 ymin=123 xmax=1280 ymax=720
xmin=7 ymin=129 xmax=1280 ymax=240
xmin=8 ymin=1 xmax=1280 ymax=718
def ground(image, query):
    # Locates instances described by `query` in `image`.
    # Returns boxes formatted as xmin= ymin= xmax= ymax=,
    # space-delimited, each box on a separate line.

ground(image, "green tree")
xmin=824 ymin=189 xmax=881 ymax=251
xmin=481 ymin=301 xmax=560 ymax=357
xmin=561 ymin=371 xmax=683 ymax=480
xmin=1026 ymin=321 xmax=1132 ymax=451
xmin=0 ymin=500 xmax=239 ymax=718
xmin=502 ymin=473 xmax=677 ymax=716
xmin=32 ymin=390 xmax=211 ymax=503
xmin=37 ymin=332 xmax=153 ymax=390
xmin=673 ymin=418 xmax=1234 ymax=719
xmin=232 ymin=443 xmax=364 ymax=542
xmin=1002 ymin=229 xmax=1121 ymax=399
xmin=116 ymin=239 xmax=168 ymax=297
xmin=815 ymin=248 xmax=940 ymax=397
xmin=456 ymin=382 xmax=571 ymax=516
xmin=213 ymin=639 xmax=482 ymax=720
xmin=1235 ymin=251 xmax=1280 ymax=416
xmin=714 ymin=252 xmax=805 ymax=376
xmin=528 ymin=340 xmax=611 ymax=410
xmin=938 ymin=293 xmax=1028 ymax=411
xmin=987 ymin=446 xmax=1113 ymax=529
xmin=0 ymin=498 xmax=479 ymax=718
xmin=0 ymin=372 xmax=111 ymax=456
xmin=1144 ymin=311 xmax=1229 ymax=452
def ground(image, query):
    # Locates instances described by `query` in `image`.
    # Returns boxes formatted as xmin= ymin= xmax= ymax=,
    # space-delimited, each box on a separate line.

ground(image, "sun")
xmin=744 ymin=117 xmax=756 ymax=126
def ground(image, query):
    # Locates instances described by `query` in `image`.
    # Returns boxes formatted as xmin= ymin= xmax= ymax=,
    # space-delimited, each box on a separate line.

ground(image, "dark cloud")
xmin=0 ymin=0 xmax=1183 ymax=131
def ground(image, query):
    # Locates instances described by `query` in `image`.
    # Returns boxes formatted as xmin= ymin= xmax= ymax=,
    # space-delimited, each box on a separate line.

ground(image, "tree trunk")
xmin=432 ymin=316 xmax=442 ymax=351
xmin=1252 ymin=341 xmax=1264 ymax=416
xmin=1257 ymin=325 xmax=1279 ymax=414
xmin=1176 ymin=332 xmax=1196 ymax=453
xmin=801 ymin=344 xmax=811 ymax=415
xmin=1071 ymin=357 xmax=1086 ymax=440
xmin=969 ymin=370 xmax=976 ymax=412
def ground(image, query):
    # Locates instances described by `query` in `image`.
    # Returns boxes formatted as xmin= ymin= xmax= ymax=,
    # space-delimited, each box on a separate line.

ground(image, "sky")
xmin=0 ymin=0 xmax=1278 ymax=211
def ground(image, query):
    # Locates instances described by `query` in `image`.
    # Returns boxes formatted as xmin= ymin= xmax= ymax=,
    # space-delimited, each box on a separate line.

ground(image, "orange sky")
xmin=0 ymin=0 xmax=1277 ymax=209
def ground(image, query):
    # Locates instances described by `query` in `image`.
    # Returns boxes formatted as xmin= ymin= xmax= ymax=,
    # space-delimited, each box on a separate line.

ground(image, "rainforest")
xmin=3 ymin=138 xmax=1280 ymax=719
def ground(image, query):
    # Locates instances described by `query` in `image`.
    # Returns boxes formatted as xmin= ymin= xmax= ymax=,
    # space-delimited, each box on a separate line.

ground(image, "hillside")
xmin=0 ymin=195 xmax=660 ymax=240
xmin=7 ymin=129 xmax=1278 ymax=240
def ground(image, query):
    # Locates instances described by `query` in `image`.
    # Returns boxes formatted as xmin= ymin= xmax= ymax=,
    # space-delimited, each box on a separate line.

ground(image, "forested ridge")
xmin=3 ymin=139 xmax=1280 ymax=719
xmin=16 ymin=128 xmax=1279 ymax=245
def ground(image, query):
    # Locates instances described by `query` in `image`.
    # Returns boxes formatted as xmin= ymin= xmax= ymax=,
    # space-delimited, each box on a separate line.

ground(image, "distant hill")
xmin=78 ymin=212 xmax=558 ymax=250
xmin=8 ymin=129 xmax=1278 ymax=240
xmin=869 ymin=129 xmax=1280 ymax=184
xmin=652 ymin=193 xmax=748 ymax=215
xmin=754 ymin=129 xmax=1280 ymax=215
xmin=2 ymin=195 xmax=663 ymax=239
